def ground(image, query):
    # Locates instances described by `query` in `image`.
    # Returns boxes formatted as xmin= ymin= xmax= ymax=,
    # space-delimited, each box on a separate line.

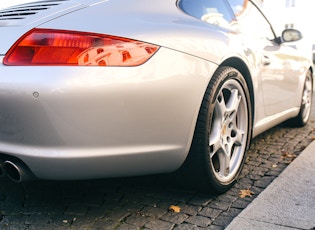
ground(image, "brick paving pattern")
xmin=1 ymin=102 xmax=315 ymax=229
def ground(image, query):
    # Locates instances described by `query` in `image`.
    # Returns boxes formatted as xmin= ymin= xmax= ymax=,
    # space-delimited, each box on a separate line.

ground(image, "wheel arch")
xmin=220 ymin=58 xmax=255 ymax=136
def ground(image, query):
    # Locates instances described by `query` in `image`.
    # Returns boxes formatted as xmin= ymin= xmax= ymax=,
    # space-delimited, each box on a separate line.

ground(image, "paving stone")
xmin=265 ymin=168 xmax=282 ymax=176
xmin=220 ymin=208 xmax=242 ymax=217
xmin=47 ymin=213 xmax=76 ymax=228
xmin=70 ymin=216 xmax=95 ymax=230
xmin=140 ymin=206 xmax=167 ymax=218
xmin=211 ymin=214 xmax=234 ymax=228
xmin=207 ymin=200 xmax=231 ymax=211
xmin=189 ymin=195 xmax=214 ymax=206
xmin=206 ymin=225 xmax=225 ymax=230
xmin=173 ymin=223 xmax=206 ymax=230
xmin=23 ymin=213 xmax=52 ymax=225
xmin=185 ymin=215 xmax=212 ymax=227
xmin=138 ymin=196 xmax=161 ymax=206
xmin=106 ymin=209 xmax=131 ymax=221
xmin=124 ymin=213 xmax=151 ymax=227
xmin=221 ymin=187 xmax=239 ymax=197
xmin=116 ymin=222 xmax=140 ymax=230
xmin=250 ymin=186 xmax=264 ymax=195
xmin=231 ymin=199 xmax=250 ymax=209
xmin=177 ymin=203 xmax=201 ymax=216
xmin=254 ymin=176 xmax=276 ymax=188
xmin=160 ymin=212 xmax=189 ymax=225
xmin=86 ymin=206 xmax=110 ymax=219
xmin=247 ymin=173 xmax=262 ymax=180
xmin=233 ymin=178 xmax=253 ymax=189
xmin=145 ymin=218 xmax=174 ymax=230
xmin=198 ymin=207 xmax=222 ymax=219
xmin=92 ymin=217 xmax=121 ymax=230
xmin=157 ymin=199 xmax=179 ymax=209
xmin=215 ymin=194 xmax=237 ymax=203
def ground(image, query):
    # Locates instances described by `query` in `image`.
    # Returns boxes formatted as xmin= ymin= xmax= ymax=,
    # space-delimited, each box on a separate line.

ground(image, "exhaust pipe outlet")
xmin=4 ymin=160 xmax=34 ymax=183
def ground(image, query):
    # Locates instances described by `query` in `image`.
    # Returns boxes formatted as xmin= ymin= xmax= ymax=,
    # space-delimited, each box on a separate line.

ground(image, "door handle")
xmin=262 ymin=55 xmax=270 ymax=66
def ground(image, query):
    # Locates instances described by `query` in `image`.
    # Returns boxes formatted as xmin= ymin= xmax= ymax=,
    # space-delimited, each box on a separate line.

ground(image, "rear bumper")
xmin=0 ymin=144 xmax=184 ymax=180
xmin=0 ymin=48 xmax=217 ymax=180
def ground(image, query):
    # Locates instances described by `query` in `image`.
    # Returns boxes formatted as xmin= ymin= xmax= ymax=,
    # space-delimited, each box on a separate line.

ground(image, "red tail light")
xmin=4 ymin=29 xmax=159 ymax=66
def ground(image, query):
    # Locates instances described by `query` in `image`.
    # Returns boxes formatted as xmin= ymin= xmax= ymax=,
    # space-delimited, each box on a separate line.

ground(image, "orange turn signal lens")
xmin=4 ymin=29 xmax=159 ymax=66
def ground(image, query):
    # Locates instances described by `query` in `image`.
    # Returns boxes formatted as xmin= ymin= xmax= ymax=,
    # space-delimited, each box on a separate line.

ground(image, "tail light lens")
xmin=4 ymin=29 xmax=159 ymax=66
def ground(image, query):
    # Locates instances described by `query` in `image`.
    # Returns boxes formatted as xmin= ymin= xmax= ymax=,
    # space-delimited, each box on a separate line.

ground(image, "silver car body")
xmin=0 ymin=0 xmax=312 ymax=180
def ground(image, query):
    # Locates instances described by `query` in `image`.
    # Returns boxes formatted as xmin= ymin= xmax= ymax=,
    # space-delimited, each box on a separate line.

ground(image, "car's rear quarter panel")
xmin=0 ymin=46 xmax=218 ymax=179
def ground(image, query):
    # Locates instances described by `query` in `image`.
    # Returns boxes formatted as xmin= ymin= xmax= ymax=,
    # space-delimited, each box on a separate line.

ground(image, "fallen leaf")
xmin=281 ymin=151 xmax=297 ymax=164
xmin=239 ymin=189 xmax=254 ymax=198
xmin=169 ymin=205 xmax=181 ymax=213
xmin=281 ymin=151 xmax=296 ymax=159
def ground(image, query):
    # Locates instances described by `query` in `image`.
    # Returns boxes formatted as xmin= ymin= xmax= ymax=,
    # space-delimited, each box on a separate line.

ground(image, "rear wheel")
xmin=184 ymin=66 xmax=252 ymax=194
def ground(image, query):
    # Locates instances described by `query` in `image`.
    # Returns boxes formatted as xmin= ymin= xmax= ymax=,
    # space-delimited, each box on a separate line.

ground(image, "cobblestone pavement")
xmin=1 ymin=102 xmax=315 ymax=230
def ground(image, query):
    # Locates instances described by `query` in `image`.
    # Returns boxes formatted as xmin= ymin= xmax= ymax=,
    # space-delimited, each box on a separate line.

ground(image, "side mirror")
xmin=282 ymin=29 xmax=303 ymax=42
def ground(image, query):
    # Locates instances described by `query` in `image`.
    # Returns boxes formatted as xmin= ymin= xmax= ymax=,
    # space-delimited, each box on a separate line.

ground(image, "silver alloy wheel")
xmin=183 ymin=66 xmax=251 ymax=194
xmin=301 ymin=73 xmax=312 ymax=123
xmin=209 ymin=79 xmax=249 ymax=183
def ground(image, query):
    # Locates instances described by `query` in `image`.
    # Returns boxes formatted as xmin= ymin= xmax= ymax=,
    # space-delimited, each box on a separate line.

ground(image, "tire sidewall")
xmin=203 ymin=67 xmax=252 ymax=192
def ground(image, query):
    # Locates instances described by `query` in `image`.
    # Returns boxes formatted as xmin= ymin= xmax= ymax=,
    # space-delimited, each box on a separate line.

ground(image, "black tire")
xmin=182 ymin=66 xmax=252 ymax=194
xmin=286 ymin=70 xmax=313 ymax=127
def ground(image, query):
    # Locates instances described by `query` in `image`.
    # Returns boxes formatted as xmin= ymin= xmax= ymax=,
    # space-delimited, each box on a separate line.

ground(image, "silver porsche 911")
xmin=0 ymin=0 xmax=313 ymax=194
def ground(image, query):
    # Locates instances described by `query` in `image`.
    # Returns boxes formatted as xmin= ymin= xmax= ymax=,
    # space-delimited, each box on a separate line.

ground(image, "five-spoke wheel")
xmin=209 ymin=78 xmax=249 ymax=184
xmin=187 ymin=66 xmax=252 ymax=194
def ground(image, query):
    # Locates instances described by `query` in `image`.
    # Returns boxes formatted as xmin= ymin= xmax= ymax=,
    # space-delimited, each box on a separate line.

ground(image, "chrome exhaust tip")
xmin=3 ymin=160 xmax=34 ymax=183
xmin=4 ymin=161 xmax=22 ymax=183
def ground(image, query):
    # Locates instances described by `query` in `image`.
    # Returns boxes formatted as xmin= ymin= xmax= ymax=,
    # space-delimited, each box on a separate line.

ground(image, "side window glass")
xmin=178 ymin=0 xmax=236 ymax=30
xmin=228 ymin=0 xmax=249 ymax=16
xmin=227 ymin=0 xmax=275 ymax=40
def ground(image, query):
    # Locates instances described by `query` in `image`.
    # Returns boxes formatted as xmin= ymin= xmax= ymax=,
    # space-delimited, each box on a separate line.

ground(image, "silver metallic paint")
xmin=0 ymin=49 xmax=218 ymax=179
xmin=0 ymin=0 xmax=312 ymax=180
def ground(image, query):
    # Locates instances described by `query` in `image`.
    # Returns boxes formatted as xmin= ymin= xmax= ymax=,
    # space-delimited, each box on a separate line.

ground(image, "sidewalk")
xmin=226 ymin=141 xmax=315 ymax=230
